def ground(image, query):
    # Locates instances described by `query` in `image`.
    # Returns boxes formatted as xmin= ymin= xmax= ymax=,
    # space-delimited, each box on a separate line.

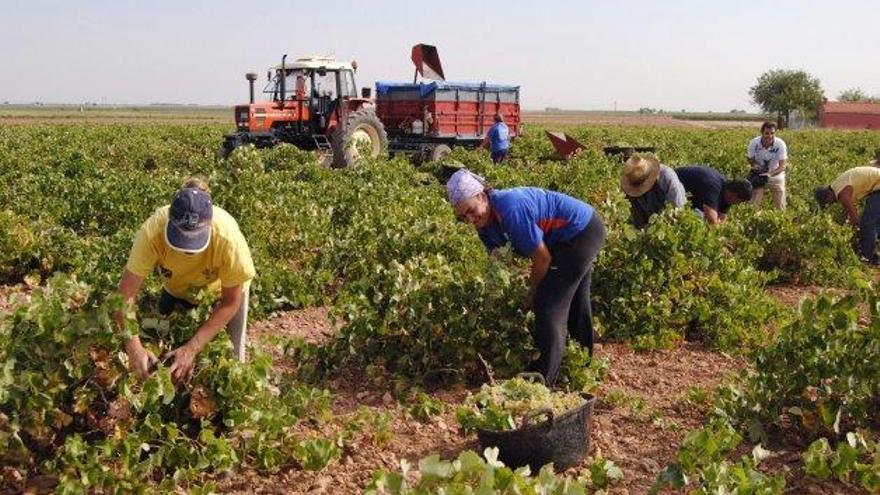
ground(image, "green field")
xmin=1 ymin=121 xmax=880 ymax=493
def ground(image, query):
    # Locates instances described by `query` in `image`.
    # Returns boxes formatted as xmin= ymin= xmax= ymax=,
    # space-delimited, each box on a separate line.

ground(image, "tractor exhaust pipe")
xmin=279 ymin=54 xmax=287 ymax=106
xmin=246 ymin=73 xmax=258 ymax=104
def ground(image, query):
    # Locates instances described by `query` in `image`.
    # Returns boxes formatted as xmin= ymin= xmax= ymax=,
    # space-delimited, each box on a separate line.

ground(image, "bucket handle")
xmin=522 ymin=407 xmax=555 ymax=429
xmin=516 ymin=372 xmax=547 ymax=386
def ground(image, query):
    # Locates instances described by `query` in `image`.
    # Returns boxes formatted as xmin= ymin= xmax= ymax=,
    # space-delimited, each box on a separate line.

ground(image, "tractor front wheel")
xmin=331 ymin=108 xmax=388 ymax=168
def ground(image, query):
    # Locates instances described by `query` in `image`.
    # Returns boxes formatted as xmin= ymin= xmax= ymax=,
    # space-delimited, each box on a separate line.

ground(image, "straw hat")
xmin=621 ymin=154 xmax=661 ymax=197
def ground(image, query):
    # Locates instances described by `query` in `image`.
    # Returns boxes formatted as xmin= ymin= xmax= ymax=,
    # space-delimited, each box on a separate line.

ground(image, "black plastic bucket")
xmin=476 ymin=393 xmax=596 ymax=472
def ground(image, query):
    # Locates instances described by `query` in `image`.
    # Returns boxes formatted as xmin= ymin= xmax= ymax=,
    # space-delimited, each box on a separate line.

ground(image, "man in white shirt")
xmin=747 ymin=122 xmax=788 ymax=210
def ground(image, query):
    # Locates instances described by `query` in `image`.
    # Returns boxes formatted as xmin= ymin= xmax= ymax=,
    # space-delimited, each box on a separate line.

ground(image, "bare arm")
xmin=769 ymin=159 xmax=787 ymax=177
xmin=838 ymin=186 xmax=859 ymax=226
xmin=702 ymin=205 xmax=722 ymax=225
xmin=117 ymin=270 xmax=144 ymax=351
xmin=526 ymin=243 xmax=552 ymax=306
xmin=746 ymin=144 xmax=760 ymax=170
xmin=116 ymin=269 xmax=144 ymax=329
xmin=167 ymin=285 xmax=243 ymax=383
xmin=189 ymin=285 xmax=242 ymax=352
xmin=116 ymin=269 xmax=156 ymax=379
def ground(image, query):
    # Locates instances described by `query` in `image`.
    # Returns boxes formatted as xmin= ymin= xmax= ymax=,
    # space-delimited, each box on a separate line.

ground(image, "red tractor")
xmin=222 ymin=45 xmax=522 ymax=166
xmin=220 ymin=55 xmax=387 ymax=167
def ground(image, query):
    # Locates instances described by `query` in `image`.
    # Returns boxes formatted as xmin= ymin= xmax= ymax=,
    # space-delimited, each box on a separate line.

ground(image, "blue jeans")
xmin=860 ymin=191 xmax=880 ymax=261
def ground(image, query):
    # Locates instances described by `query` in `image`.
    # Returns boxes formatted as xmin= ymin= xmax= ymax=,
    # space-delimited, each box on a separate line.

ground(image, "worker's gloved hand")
xmin=126 ymin=341 xmax=158 ymax=380
xmin=167 ymin=343 xmax=198 ymax=385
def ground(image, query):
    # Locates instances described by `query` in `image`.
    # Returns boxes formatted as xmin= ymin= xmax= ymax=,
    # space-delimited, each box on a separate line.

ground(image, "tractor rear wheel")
xmin=331 ymin=108 xmax=388 ymax=168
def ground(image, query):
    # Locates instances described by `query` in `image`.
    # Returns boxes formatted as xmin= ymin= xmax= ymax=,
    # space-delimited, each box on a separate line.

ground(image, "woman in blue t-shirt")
xmin=446 ymin=169 xmax=606 ymax=385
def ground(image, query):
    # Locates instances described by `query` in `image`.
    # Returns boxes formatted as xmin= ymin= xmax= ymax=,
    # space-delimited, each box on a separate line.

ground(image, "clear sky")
xmin=1 ymin=0 xmax=878 ymax=111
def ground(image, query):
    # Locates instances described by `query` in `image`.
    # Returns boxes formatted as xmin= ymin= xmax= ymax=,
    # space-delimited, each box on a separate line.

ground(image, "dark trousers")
xmin=532 ymin=213 xmax=606 ymax=386
xmin=491 ymin=149 xmax=509 ymax=164
xmin=860 ymin=191 xmax=880 ymax=261
xmin=158 ymin=289 xmax=196 ymax=315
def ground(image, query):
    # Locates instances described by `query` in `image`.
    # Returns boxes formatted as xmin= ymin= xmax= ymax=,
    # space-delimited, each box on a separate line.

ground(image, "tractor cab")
xmin=266 ymin=59 xmax=358 ymax=102
xmin=265 ymin=58 xmax=359 ymax=130
xmin=233 ymin=57 xmax=360 ymax=135
xmin=224 ymin=54 xmax=387 ymax=168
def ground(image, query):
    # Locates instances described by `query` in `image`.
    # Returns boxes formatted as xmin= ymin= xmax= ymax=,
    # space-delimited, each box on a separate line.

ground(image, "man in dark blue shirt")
xmin=675 ymin=165 xmax=753 ymax=225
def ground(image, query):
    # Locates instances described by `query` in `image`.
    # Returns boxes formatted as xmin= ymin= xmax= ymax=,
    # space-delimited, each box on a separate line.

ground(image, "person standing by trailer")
xmin=483 ymin=113 xmax=511 ymax=164
xmin=747 ymin=122 xmax=789 ymax=209
xmin=116 ymin=178 xmax=256 ymax=384
xmin=446 ymin=169 xmax=606 ymax=385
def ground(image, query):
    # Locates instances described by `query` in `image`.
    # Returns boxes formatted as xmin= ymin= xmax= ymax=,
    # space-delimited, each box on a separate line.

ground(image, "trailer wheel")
xmin=429 ymin=144 xmax=452 ymax=162
xmin=331 ymin=108 xmax=388 ymax=168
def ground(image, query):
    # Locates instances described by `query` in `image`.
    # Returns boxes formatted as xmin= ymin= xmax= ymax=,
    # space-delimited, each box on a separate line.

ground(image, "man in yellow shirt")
xmin=815 ymin=166 xmax=880 ymax=263
xmin=118 ymin=180 xmax=256 ymax=383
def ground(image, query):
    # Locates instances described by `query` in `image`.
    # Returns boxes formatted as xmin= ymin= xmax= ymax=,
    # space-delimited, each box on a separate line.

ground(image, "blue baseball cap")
xmin=165 ymin=187 xmax=213 ymax=252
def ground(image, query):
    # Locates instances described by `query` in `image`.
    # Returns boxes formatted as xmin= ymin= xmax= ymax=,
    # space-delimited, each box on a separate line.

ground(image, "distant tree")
xmin=729 ymin=109 xmax=746 ymax=114
xmin=837 ymin=88 xmax=879 ymax=103
xmin=638 ymin=107 xmax=657 ymax=115
xmin=749 ymin=69 xmax=824 ymax=128
xmin=838 ymin=88 xmax=869 ymax=102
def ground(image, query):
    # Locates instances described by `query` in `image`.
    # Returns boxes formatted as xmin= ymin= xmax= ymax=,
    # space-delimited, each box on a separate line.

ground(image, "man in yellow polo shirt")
xmin=118 ymin=179 xmax=255 ymax=383
xmin=815 ymin=166 xmax=880 ymax=263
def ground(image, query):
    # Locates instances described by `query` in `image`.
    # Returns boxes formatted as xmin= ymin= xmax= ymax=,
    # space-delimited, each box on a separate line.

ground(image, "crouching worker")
xmin=116 ymin=178 xmax=255 ymax=383
xmin=675 ymin=165 xmax=753 ymax=225
xmin=621 ymin=154 xmax=686 ymax=228
xmin=446 ymin=169 xmax=606 ymax=386
xmin=815 ymin=166 xmax=880 ymax=264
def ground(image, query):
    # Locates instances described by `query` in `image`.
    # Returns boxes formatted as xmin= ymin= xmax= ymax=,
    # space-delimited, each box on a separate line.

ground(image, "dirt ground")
xmin=0 ymin=284 xmax=856 ymax=493
xmin=207 ymin=284 xmax=860 ymax=494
